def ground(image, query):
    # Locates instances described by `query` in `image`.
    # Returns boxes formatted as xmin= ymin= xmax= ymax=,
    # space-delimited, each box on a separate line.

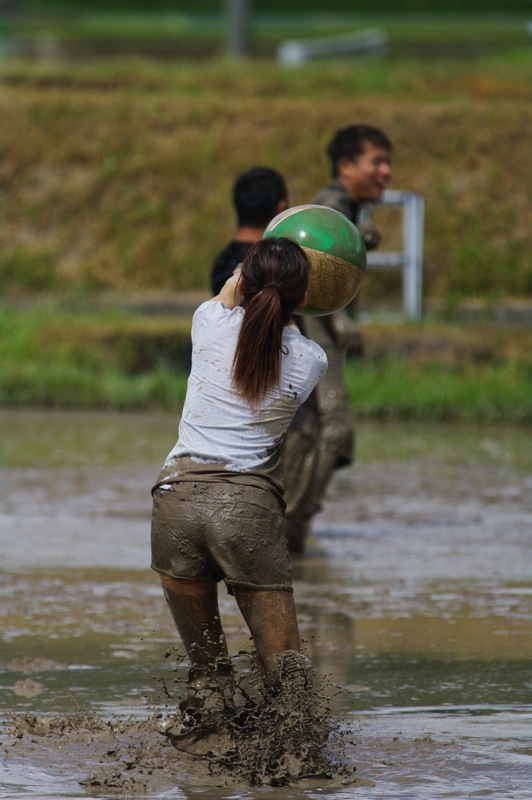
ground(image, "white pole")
xmin=402 ymin=192 xmax=424 ymax=322
xmin=358 ymin=190 xmax=424 ymax=321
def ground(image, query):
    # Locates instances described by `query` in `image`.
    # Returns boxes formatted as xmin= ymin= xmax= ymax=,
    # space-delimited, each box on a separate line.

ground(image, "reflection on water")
xmin=1 ymin=410 xmax=531 ymax=798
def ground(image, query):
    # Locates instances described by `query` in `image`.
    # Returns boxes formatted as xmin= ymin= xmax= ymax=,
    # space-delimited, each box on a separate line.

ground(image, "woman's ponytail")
xmin=232 ymin=237 xmax=309 ymax=406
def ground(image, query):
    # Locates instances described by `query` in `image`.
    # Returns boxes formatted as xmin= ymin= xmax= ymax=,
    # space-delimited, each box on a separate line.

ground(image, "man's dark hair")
xmin=327 ymin=125 xmax=393 ymax=178
xmin=233 ymin=167 xmax=288 ymax=227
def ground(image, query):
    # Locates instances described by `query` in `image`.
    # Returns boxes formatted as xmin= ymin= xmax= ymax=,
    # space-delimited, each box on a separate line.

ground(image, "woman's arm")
xmin=211 ymin=268 xmax=243 ymax=310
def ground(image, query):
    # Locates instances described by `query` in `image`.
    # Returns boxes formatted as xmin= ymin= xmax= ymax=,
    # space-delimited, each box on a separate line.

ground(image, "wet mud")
xmin=2 ymin=657 xmax=363 ymax=793
xmin=1 ymin=411 xmax=531 ymax=798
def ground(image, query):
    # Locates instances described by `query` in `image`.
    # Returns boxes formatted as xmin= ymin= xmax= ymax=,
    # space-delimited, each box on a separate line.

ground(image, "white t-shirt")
xmin=164 ymin=300 xmax=327 ymax=474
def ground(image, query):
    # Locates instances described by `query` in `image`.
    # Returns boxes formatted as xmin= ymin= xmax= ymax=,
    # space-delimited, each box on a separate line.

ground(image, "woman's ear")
xmin=299 ymin=290 xmax=308 ymax=307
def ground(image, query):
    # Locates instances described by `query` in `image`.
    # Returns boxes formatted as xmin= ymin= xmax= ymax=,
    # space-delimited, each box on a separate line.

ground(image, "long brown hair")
xmin=232 ymin=237 xmax=309 ymax=407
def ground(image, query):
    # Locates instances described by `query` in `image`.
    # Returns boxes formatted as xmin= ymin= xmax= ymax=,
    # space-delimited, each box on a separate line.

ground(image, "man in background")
xmin=210 ymin=166 xmax=288 ymax=295
xmin=311 ymin=123 xmax=392 ymax=249
xmin=210 ymin=165 xmax=319 ymax=553
xmin=282 ymin=125 xmax=393 ymax=551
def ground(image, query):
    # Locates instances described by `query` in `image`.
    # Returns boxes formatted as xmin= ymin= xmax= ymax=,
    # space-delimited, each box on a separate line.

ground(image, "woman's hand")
xmin=212 ymin=266 xmax=243 ymax=309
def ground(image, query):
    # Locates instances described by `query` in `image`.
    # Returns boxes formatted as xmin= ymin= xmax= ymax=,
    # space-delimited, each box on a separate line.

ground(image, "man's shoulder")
xmin=309 ymin=183 xmax=359 ymax=223
xmin=214 ymin=239 xmax=250 ymax=258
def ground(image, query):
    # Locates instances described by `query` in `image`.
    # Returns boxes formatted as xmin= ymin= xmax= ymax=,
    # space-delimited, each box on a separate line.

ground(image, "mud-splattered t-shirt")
xmin=154 ymin=300 xmax=327 ymax=500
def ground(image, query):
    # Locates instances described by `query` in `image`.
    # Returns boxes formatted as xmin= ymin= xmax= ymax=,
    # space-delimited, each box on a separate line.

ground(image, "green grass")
xmin=1 ymin=302 xmax=530 ymax=421
xmin=0 ymin=303 xmax=190 ymax=409
xmin=19 ymin=2 xmax=532 ymax=16
xmin=1 ymin=362 xmax=188 ymax=410
xmin=6 ymin=11 xmax=530 ymax=48
xmin=345 ymin=359 xmax=532 ymax=423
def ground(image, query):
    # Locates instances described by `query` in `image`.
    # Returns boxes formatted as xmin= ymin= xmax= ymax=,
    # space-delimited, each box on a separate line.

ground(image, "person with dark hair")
xmin=210 ymin=166 xmax=288 ymax=296
xmin=281 ymin=124 xmax=393 ymax=552
xmin=151 ymin=237 xmax=327 ymax=721
xmin=311 ymin=123 xmax=392 ymax=249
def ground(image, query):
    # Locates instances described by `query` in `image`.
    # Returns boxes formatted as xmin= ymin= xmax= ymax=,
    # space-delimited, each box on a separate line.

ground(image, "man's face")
xmin=338 ymin=142 xmax=392 ymax=203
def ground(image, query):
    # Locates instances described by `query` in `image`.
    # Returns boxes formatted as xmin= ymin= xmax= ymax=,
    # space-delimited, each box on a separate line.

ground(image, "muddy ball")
xmin=263 ymin=204 xmax=366 ymax=316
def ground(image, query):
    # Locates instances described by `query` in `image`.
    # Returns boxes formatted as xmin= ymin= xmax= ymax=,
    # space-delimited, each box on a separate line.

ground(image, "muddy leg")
xmin=160 ymin=575 xmax=228 ymax=669
xmin=233 ymin=587 xmax=301 ymax=686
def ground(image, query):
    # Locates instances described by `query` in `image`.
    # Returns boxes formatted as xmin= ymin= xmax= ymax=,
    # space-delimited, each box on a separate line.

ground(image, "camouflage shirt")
xmin=310 ymin=181 xmax=360 ymax=224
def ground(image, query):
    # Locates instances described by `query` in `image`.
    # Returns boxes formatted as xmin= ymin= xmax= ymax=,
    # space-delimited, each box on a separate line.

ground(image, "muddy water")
xmin=1 ymin=410 xmax=531 ymax=798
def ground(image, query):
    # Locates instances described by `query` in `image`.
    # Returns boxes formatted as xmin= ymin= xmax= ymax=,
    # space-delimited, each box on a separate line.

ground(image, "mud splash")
xmin=157 ymin=651 xmax=341 ymax=786
xmin=2 ymin=652 xmax=363 ymax=793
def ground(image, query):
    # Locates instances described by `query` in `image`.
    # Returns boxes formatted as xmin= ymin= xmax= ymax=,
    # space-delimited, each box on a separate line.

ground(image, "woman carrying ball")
xmin=150 ymin=236 xmax=327 ymax=718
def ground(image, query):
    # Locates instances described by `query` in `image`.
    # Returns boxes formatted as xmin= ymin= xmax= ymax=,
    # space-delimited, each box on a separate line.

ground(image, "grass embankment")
xmin=2 ymin=301 xmax=530 ymax=421
xmin=0 ymin=49 xmax=530 ymax=420
xmin=0 ymin=302 xmax=190 ymax=410
xmin=0 ymin=53 xmax=530 ymax=302
xmin=344 ymin=327 xmax=531 ymax=423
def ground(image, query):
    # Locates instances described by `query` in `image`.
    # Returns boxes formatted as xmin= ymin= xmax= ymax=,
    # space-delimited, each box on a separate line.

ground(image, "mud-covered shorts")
xmin=150 ymin=481 xmax=293 ymax=593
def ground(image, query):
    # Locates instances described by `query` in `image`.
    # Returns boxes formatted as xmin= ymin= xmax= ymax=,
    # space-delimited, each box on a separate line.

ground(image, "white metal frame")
xmin=358 ymin=190 xmax=425 ymax=321
xmin=278 ymin=29 xmax=388 ymax=67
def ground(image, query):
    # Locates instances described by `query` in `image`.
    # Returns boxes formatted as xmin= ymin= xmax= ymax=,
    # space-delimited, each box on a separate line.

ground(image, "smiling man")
xmin=310 ymin=124 xmax=393 ymax=250
xmin=280 ymin=124 xmax=393 ymax=553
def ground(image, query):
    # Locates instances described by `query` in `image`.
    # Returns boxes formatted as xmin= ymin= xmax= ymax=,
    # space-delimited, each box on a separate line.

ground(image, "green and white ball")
xmin=263 ymin=204 xmax=366 ymax=316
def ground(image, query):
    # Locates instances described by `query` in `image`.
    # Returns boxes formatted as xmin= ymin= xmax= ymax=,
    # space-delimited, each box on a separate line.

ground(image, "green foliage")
xmin=0 ymin=250 xmax=58 ymax=292
xmin=20 ymin=2 xmax=532 ymax=15
xmin=344 ymin=358 xmax=532 ymax=423
xmin=0 ymin=303 xmax=190 ymax=408
xmin=0 ymin=361 xmax=188 ymax=410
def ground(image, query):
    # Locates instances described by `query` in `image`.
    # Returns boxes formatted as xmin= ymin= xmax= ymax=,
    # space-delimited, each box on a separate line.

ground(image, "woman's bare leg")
xmin=233 ymin=587 xmax=301 ymax=686
xmin=160 ymin=575 xmax=227 ymax=670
